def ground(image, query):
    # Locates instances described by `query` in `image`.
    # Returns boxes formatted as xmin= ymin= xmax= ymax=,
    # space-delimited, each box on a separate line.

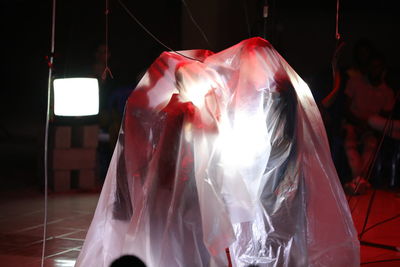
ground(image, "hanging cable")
xmin=361 ymin=258 xmax=400 ymax=265
xmin=102 ymin=0 xmax=114 ymax=80
xmin=335 ymin=0 xmax=341 ymax=41
xmin=117 ymin=0 xmax=200 ymax=62
xmin=41 ymin=1 xmax=57 ymax=266
xmin=181 ymin=0 xmax=213 ymax=50
xmin=331 ymin=0 xmax=344 ymax=80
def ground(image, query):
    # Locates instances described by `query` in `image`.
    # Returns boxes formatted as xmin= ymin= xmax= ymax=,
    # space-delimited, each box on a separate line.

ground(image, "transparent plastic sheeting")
xmin=75 ymin=38 xmax=359 ymax=267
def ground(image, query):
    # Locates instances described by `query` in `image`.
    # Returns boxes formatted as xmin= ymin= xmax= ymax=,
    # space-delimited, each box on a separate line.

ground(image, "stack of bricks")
xmin=52 ymin=125 xmax=99 ymax=191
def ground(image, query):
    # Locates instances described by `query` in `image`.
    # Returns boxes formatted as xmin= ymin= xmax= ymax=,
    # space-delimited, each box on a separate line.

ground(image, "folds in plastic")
xmin=75 ymin=37 xmax=359 ymax=267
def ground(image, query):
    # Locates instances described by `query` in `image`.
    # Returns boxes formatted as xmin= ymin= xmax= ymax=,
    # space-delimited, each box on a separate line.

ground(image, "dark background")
xmin=0 ymin=0 xmax=399 ymax=190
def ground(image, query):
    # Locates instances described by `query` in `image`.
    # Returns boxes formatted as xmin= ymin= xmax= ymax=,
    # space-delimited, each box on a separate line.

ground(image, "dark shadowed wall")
xmin=1 ymin=0 xmax=398 ymax=189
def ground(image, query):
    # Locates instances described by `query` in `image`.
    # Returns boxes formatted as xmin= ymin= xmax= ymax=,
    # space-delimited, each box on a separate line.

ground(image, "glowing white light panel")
xmin=53 ymin=78 xmax=99 ymax=116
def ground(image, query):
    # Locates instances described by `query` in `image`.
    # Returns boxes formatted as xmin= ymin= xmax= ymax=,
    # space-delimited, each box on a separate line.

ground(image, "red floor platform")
xmin=0 ymin=187 xmax=399 ymax=266
xmin=349 ymin=188 xmax=400 ymax=266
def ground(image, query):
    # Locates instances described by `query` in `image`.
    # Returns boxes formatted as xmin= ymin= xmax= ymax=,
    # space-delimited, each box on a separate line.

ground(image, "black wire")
xmin=361 ymin=258 xmax=400 ymax=265
xmin=181 ymin=0 xmax=213 ymax=50
xmin=359 ymin=188 xmax=378 ymax=240
xmin=362 ymin=213 xmax=400 ymax=236
xmin=117 ymin=0 xmax=200 ymax=62
xmin=349 ymin=195 xmax=360 ymax=213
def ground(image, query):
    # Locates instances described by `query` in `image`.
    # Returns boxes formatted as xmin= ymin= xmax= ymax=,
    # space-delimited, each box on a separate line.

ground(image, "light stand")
xmin=356 ymin=91 xmax=400 ymax=253
xmin=42 ymin=1 xmax=100 ymax=266
xmin=41 ymin=0 xmax=57 ymax=265
xmin=358 ymin=189 xmax=400 ymax=252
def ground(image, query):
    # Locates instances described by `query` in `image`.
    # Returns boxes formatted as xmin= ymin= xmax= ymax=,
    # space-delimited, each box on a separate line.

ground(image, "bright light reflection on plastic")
xmin=176 ymin=62 xmax=218 ymax=109
xmin=53 ymin=78 xmax=99 ymax=116
xmin=219 ymin=113 xmax=268 ymax=167
xmin=54 ymin=259 xmax=76 ymax=267
xmin=182 ymin=78 xmax=211 ymax=108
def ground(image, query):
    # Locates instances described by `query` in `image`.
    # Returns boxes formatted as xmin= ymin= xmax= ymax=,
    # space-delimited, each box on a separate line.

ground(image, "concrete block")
xmin=53 ymin=170 xmax=70 ymax=192
xmin=82 ymin=125 xmax=99 ymax=148
xmin=52 ymin=148 xmax=96 ymax=170
xmin=79 ymin=169 xmax=97 ymax=189
xmin=54 ymin=126 xmax=71 ymax=148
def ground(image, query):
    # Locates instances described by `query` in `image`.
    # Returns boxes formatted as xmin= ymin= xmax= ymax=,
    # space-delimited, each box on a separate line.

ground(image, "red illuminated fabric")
xmin=75 ymin=38 xmax=359 ymax=267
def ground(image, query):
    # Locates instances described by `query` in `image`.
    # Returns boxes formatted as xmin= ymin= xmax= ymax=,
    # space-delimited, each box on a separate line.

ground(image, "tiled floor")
xmin=0 ymin=186 xmax=399 ymax=267
xmin=0 ymin=188 xmax=99 ymax=267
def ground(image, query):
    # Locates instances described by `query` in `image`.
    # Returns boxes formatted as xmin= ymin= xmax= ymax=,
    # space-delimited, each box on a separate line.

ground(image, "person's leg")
xmin=343 ymin=124 xmax=372 ymax=194
xmin=357 ymin=133 xmax=383 ymax=189
xmin=344 ymin=124 xmax=362 ymax=179
xmin=330 ymin=135 xmax=352 ymax=184
xmin=360 ymin=133 xmax=378 ymax=178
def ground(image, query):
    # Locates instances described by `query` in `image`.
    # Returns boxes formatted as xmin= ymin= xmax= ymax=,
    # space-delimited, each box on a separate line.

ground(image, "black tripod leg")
xmin=359 ymin=188 xmax=377 ymax=240
xmin=358 ymin=189 xmax=400 ymax=252
xmin=360 ymin=241 xmax=400 ymax=252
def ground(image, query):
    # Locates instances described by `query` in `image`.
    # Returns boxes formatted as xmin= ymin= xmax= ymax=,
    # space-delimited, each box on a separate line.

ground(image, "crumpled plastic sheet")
xmin=75 ymin=37 xmax=359 ymax=267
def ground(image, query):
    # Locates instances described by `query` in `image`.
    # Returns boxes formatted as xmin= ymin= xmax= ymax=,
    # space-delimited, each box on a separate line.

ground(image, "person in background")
xmin=342 ymin=51 xmax=395 ymax=194
xmin=312 ymin=38 xmax=391 ymax=194
xmin=314 ymin=40 xmax=351 ymax=185
xmin=367 ymin=73 xmax=400 ymax=190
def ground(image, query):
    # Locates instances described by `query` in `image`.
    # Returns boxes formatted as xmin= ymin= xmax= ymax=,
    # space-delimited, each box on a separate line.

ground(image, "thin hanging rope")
xmin=331 ymin=0 xmax=343 ymax=82
xmin=335 ymin=0 xmax=341 ymax=40
xmin=102 ymin=0 xmax=114 ymax=80
xmin=118 ymin=0 xmax=200 ymax=62
xmin=181 ymin=0 xmax=213 ymax=49
xmin=41 ymin=0 xmax=57 ymax=266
